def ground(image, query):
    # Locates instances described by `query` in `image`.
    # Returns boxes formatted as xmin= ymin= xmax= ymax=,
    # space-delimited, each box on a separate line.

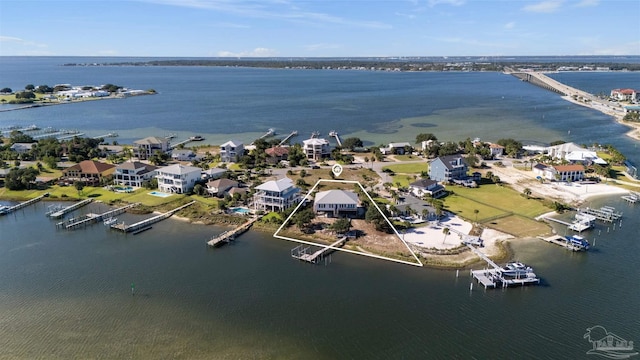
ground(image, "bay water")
xmin=0 ymin=57 xmax=639 ymax=358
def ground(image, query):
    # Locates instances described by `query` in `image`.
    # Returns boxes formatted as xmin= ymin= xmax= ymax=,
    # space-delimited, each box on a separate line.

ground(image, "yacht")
xmin=566 ymin=235 xmax=590 ymax=250
xmin=189 ymin=135 xmax=204 ymax=141
xmin=103 ymin=217 xmax=118 ymax=226
xmin=501 ymin=262 xmax=534 ymax=278
xmin=0 ymin=205 xmax=11 ymax=215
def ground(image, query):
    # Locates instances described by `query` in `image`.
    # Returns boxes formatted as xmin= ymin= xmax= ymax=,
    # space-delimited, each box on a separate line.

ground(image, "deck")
xmin=59 ymin=203 xmax=139 ymax=230
xmin=0 ymin=194 xmax=48 ymax=216
xmin=291 ymin=237 xmax=347 ymax=264
xmin=48 ymin=199 xmax=93 ymax=219
xmin=207 ymin=216 xmax=260 ymax=247
xmin=538 ymin=235 xmax=583 ymax=251
xmin=111 ymin=201 xmax=195 ymax=233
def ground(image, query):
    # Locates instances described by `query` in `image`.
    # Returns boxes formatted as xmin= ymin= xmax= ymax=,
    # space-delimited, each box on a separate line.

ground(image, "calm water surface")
xmin=0 ymin=58 xmax=639 ymax=358
xmin=0 ymin=196 xmax=638 ymax=359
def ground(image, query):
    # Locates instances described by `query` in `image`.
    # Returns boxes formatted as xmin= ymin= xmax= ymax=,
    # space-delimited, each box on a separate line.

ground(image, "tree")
xmin=365 ymin=204 xmax=391 ymax=233
xmin=474 ymin=209 xmax=479 ymax=223
xmin=415 ymin=133 xmax=437 ymax=143
xmin=193 ymin=184 xmax=205 ymax=196
xmin=342 ymin=137 xmax=363 ymax=151
xmin=25 ymin=84 xmax=35 ymax=91
xmin=5 ymin=167 xmax=38 ymax=190
xmin=74 ymin=181 xmax=85 ymax=195
xmin=442 ymin=227 xmax=450 ymax=244
xmin=293 ymin=208 xmax=315 ymax=232
xmin=0 ymin=87 xmax=12 ymax=94
xmin=330 ymin=218 xmax=351 ymax=234
xmin=523 ymin=188 xmax=532 ymax=199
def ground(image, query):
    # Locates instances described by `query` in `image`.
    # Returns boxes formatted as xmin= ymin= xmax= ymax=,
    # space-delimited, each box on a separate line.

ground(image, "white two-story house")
xmin=220 ymin=140 xmax=244 ymax=163
xmin=253 ymin=178 xmax=300 ymax=212
xmin=155 ymin=164 xmax=202 ymax=194
xmin=313 ymin=190 xmax=360 ymax=218
xmin=113 ymin=161 xmax=158 ymax=187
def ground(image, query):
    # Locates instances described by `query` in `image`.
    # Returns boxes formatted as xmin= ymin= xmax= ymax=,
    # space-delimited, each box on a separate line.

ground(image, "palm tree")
xmin=442 ymin=227 xmax=450 ymax=244
xmin=474 ymin=209 xmax=479 ymax=223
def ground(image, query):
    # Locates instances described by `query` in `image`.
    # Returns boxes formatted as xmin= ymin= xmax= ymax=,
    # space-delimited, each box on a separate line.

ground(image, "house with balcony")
xmin=302 ymin=138 xmax=330 ymax=160
xmin=171 ymin=149 xmax=197 ymax=162
xmin=61 ymin=160 xmax=116 ymax=186
xmin=220 ymin=140 xmax=244 ymax=163
xmin=134 ymin=136 xmax=170 ymax=160
xmin=313 ymin=190 xmax=360 ymax=218
xmin=380 ymin=142 xmax=412 ymax=155
xmin=409 ymin=179 xmax=446 ymax=199
xmin=113 ymin=161 xmax=158 ymax=187
xmin=155 ymin=164 xmax=202 ymax=194
xmin=428 ymin=155 xmax=468 ymax=183
xmin=551 ymin=164 xmax=585 ymax=182
xmin=265 ymin=146 xmax=290 ymax=165
xmin=252 ymin=177 xmax=300 ymax=212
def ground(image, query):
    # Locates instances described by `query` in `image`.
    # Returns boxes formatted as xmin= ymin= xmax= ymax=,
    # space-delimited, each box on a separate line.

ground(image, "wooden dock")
xmin=291 ymin=237 xmax=347 ymax=264
xmin=207 ymin=216 xmax=260 ymax=247
xmin=622 ymin=193 xmax=639 ymax=204
xmin=538 ymin=235 xmax=582 ymax=251
xmin=110 ymin=201 xmax=195 ymax=233
xmin=48 ymin=199 xmax=93 ymax=219
xmin=579 ymin=206 xmax=622 ymax=223
xmin=60 ymin=203 xmax=139 ymax=230
xmin=278 ymin=130 xmax=298 ymax=146
xmin=0 ymin=193 xmax=48 ymax=216
xmin=467 ymin=244 xmax=540 ymax=289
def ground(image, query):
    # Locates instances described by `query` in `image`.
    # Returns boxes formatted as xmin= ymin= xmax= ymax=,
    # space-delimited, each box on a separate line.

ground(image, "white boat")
xmin=566 ymin=235 xmax=590 ymax=250
xmin=0 ymin=205 xmax=11 ymax=215
xmin=189 ymin=135 xmax=204 ymax=141
xmin=103 ymin=217 xmax=118 ymax=226
xmin=501 ymin=262 xmax=534 ymax=278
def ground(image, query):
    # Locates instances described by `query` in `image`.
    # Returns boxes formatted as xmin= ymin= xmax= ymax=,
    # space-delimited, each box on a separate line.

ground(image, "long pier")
xmin=169 ymin=139 xmax=194 ymax=149
xmin=542 ymin=214 xmax=592 ymax=232
xmin=278 ymin=130 xmax=298 ymax=146
xmin=207 ymin=216 xmax=261 ymax=247
xmin=0 ymin=194 xmax=47 ymax=216
xmin=48 ymin=198 xmax=93 ymax=219
xmin=59 ymin=203 xmax=139 ymax=229
xmin=291 ymin=237 xmax=347 ymax=264
xmin=110 ymin=201 xmax=195 ymax=233
xmin=466 ymin=243 xmax=540 ymax=289
xmin=329 ymin=130 xmax=342 ymax=147
xmin=538 ymin=235 xmax=583 ymax=251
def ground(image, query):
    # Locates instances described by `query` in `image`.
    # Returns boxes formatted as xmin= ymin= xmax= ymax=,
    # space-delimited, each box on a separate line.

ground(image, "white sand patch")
xmin=403 ymin=215 xmax=473 ymax=249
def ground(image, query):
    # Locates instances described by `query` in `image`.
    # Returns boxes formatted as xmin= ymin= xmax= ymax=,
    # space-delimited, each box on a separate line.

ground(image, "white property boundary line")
xmin=273 ymin=179 xmax=423 ymax=267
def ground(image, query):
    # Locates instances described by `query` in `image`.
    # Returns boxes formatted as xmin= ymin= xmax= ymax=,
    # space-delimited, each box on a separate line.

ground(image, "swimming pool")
xmin=148 ymin=191 xmax=172 ymax=198
xmin=232 ymin=207 xmax=251 ymax=214
xmin=112 ymin=186 xmax=134 ymax=193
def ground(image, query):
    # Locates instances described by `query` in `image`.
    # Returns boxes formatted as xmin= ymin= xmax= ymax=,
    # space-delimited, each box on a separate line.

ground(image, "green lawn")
xmin=392 ymin=154 xmax=421 ymax=161
xmin=447 ymin=184 xmax=550 ymax=218
xmin=443 ymin=193 xmax=509 ymax=222
xmin=382 ymin=162 xmax=427 ymax=174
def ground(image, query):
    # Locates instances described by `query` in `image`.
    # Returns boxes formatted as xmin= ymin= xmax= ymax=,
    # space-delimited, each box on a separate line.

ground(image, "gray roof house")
xmin=206 ymin=178 xmax=239 ymax=197
xmin=113 ymin=161 xmax=158 ymax=187
xmin=409 ymin=179 xmax=446 ymax=198
xmin=428 ymin=155 xmax=468 ymax=183
xmin=134 ymin=136 xmax=170 ymax=160
xmin=10 ymin=143 xmax=36 ymax=154
xmin=313 ymin=190 xmax=360 ymax=217
xmin=220 ymin=140 xmax=244 ymax=163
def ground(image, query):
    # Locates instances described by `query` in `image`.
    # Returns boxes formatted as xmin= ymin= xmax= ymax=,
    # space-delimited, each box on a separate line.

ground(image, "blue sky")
xmin=1 ymin=0 xmax=638 ymax=57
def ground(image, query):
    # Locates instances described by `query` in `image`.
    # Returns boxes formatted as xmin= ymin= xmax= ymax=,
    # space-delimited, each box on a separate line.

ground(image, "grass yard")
xmin=443 ymin=193 xmax=509 ymax=222
xmin=382 ymin=162 xmax=427 ymax=174
xmin=391 ymin=154 xmax=421 ymax=161
xmin=391 ymin=175 xmax=414 ymax=188
xmin=448 ymin=184 xmax=550 ymax=218
xmin=485 ymin=214 xmax=552 ymax=238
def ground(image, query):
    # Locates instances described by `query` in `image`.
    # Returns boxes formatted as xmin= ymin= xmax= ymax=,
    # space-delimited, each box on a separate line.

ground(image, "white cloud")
xmin=504 ymin=21 xmax=516 ymax=29
xmin=0 ymin=36 xmax=24 ymax=42
xmin=427 ymin=0 xmax=465 ymax=6
xmin=522 ymin=1 xmax=564 ymax=13
xmin=142 ymin=0 xmax=391 ymax=29
xmin=304 ymin=43 xmax=342 ymax=52
xmin=217 ymin=47 xmax=279 ymax=57
xmin=575 ymin=0 xmax=599 ymax=7
xmin=395 ymin=12 xmax=417 ymax=19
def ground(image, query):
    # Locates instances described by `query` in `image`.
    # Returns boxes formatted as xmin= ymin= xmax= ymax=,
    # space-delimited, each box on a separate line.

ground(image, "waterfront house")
xmin=134 ymin=136 xmax=170 ymax=160
xmin=429 ymin=155 xmax=468 ymax=183
xmin=624 ymin=160 xmax=638 ymax=179
xmin=610 ymin=88 xmax=639 ymax=102
xmin=201 ymin=167 xmax=227 ymax=180
xmin=9 ymin=142 xmax=36 ymax=155
xmin=489 ymin=143 xmax=505 ymax=158
xmin=302 ymin=138 xmax=330 ymax=160
xmin=545 ymin=142 xmax=606 ymax=166
xmin=252 ymin=177 xmax=300 ymax=212
xmin=313 ymin=189 xmax=360 ymax=218
xmin=386 ymin=142 xmax=412 ymax=155
xmin=551 ymin=164 xmax=585 ymax=182
xmin=206 ymin=178 xmax=239 ymax=198
xmin=61 ymin=160 xmax=116 ymax=186
xmin=171 ymin=149 xmax=197 ymax=162
xmin=220 ymin=140 xmax=244 ymax=163
xmin=113 ymin=161 xmax=158 ymax=187
xmin=265 ymin=146 xmax=289 ymax=165
xmin=409 ymin=179 xmax=446 ymax=199
xmin=155 ymin=164 xmax=202 ymax=194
